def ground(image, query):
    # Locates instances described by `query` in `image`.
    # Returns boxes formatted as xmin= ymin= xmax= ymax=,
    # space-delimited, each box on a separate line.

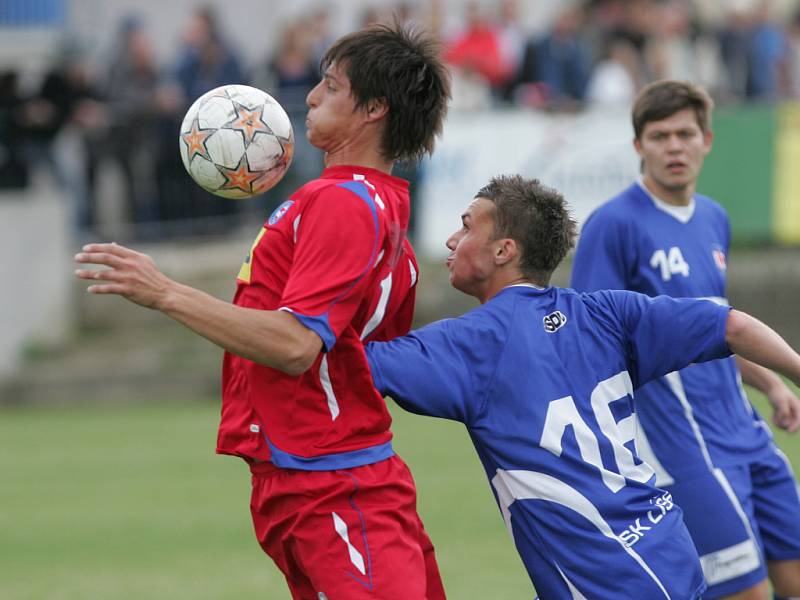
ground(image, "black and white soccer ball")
xmin=179 ymin=84 xmax=294 ymax=199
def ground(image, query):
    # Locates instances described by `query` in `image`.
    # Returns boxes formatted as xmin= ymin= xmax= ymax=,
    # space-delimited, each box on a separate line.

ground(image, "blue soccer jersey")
xmin=571 ymin=182 xmax=774 ymax=483
xmin=367 ymin=285 xmax=732 ymax=599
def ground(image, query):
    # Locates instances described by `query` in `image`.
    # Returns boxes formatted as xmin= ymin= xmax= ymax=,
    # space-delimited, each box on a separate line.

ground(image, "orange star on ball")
xmin=227 ymin=102 xmax=271 ymax=145
xmin=218 ymin=155 xmax=263 ymax=194
xmin=181 ymin=119 xmax=214 ymax=161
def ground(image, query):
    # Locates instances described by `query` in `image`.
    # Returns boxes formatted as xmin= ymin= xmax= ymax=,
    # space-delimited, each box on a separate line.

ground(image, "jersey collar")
xmin=636 ymin=179 xmax=695 ymax=224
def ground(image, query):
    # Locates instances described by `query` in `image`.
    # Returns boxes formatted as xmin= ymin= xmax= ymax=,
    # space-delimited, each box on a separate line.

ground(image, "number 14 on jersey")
xmin=650 ymin=247 xmax=690 ymax=281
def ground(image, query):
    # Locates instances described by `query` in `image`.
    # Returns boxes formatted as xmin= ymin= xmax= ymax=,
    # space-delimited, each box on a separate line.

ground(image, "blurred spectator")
xmin=719 ymin=0 xmax=791 ymax=101
xmin=603 ymin=0 xmax=658 ymax=83
xmin=102 ymin=16 xmax=176 ymax=233
xmin=746 ymin=0 xmax=790 ymax=100
xmin=789 ymin=8 xmax=800 ymax=98
xmin=252 ymin=20 xmax=323 ymax=213
xmin=521 ymin=5 xmax=591 ymax=111
xmin=308 ymin=6 xmax=335 ymax=68
xmin=0 ymin=70 xmax=29 ymax=189
xmin=585 ymin=37 xmax=642 ymax=108
xmin=719 ymin=2 xmax=756 ymax=99
xmin=158 ymin=6 xmax=246 ymax=235
xmin=494 ymin=0 xmax=526 ymax=103
xmin=20 ymin=41 xmax=106 ymax=233
xmin=174 ymin=6 xmax=245 ymax=103
xmin=445 ymin=1 xmax=514 ymax=105
xmin=646 ymin=1 xmax=723 ymax=93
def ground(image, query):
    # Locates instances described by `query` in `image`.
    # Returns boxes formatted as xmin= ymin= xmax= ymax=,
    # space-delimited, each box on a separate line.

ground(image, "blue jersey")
xmin=571 ymin=182 xmax=773 ymax=482
xmin=367 ymin=285 xmax=731 ymax=599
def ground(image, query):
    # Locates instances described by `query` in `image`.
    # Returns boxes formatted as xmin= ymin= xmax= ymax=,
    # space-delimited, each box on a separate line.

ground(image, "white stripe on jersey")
xmin=373 ymin=249 xmax=385 ymax=268
xmin=664 ymin=371 xmax=715 ymax=470
xmin=635 ymin=425 xmax=675 ymax=487
xmin=360 ymin=273 xmax=393 ymax=341
xmin=408 ymin=258 xmax=417 ymax=287
xmin=771 ymin=444 xmax=800 ymax=500
xmin=351 ymin=174 xmax=384 ymax=209
xmin=293 ymin=215 xmax=301 ymax=243
xmin=555 ymin=563 xmax=589 ymax=599
xmin=698 ymin=296 xmax=729 ymax=306
xmin=491 ymin=469 xmax=671 ymax=599
xmin=319 ymin=355 xmax=340 ymax=420
xmin=332 ymin=511 xmax=366 ymax=575
xmin=698 ymin=469 xmax=764 ymax=582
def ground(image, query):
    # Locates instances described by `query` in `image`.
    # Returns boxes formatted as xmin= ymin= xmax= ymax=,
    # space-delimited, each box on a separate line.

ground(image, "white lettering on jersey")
xmin=619 ymin=491 xmax=675 ymax=547
xmin=540 ymin=395 xmax=626 ymax=493
xmin=591 ymin=372 xmax=654 ymax=486
xmin=541 ymin=371 xmax=654 ymax=493
xmin=650 ymin=247 xmax=690 ymax=281
xmin=543 ymin=310 xmax=568 ymax=333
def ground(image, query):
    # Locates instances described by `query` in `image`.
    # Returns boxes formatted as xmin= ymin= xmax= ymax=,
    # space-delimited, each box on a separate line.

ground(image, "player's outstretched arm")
xmin=726 ymin=310 xmax=800 ymax=426
xmin=735 ymin=356 xmax=800 ymax=432
xmin=75 ymin=243 xmax=322 ymax=375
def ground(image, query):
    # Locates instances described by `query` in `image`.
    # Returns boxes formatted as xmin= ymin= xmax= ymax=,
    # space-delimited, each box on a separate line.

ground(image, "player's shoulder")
xmin=566 ymin=287 xmax=645 ymax=321
xmin=583 ymin=183 xmax=646 ymax=230
xmin=440 ymin=290 xmax=518 ymax=342
xmin=291 ymin=176 xmax=380 ymax=219
xmin=693 ymin=192 xmax=729 ymax=221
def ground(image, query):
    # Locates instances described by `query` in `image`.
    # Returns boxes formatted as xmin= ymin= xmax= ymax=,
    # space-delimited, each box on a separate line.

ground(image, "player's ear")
xmin=364 ymin=98 xmax=388 ymax=122
xmin=703 ymin=129 xmax=713 ymax=152
xmin=494 ymin=238 xmax=518 ymax=266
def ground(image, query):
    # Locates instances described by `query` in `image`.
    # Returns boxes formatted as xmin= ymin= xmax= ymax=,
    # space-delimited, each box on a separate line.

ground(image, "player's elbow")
xmin=725 ymin=309 xmax=750 ymax=351
xmin=278 ymin=334 xmax=322 ymax=376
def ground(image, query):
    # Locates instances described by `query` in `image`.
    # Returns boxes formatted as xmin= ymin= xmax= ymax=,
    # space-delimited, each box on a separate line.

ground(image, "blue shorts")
xmin=665 ymin=448 xmax=800 ymax=599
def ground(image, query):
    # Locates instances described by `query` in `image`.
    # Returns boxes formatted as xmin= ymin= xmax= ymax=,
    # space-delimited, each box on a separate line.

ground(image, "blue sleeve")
xmin=571 ymin=208 xmax=630 ymax=292
xmin=599 ymin=291 xmax=733 ymax=387
xmin=366 ymin=316 xmax=497 ymax=425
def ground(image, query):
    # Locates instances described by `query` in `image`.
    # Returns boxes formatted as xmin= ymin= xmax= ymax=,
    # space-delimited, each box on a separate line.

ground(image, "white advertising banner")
xmin=417 ymin=108 xmax=641 ymax=258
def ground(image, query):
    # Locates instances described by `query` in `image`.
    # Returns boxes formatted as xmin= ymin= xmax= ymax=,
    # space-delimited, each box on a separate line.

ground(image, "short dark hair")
xmin=476 ymin=175 xmax=577 ymax=285
xmin=320 ymin=22 xmax=451 ymax=162
xmin=632 ymin=80 xmax=713 ymax=139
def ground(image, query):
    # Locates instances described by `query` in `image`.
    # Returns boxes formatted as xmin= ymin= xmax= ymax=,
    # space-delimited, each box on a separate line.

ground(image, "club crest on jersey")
xmin=268 ymin=200 xmax=294 ymax=225
xmin=543 ymin=310 xmax=567 ymax=333
xmin=712 ymin=248 xmax=727 ymax=271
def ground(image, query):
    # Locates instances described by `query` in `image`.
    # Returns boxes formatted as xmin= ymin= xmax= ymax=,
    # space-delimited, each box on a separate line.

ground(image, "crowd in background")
xmin=1 ymin=0 xmax=800 ymax=240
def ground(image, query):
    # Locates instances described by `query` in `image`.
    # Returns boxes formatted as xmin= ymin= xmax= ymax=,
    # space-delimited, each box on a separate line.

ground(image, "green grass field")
xmin=1 ymin=392 xmax=798 ymax=599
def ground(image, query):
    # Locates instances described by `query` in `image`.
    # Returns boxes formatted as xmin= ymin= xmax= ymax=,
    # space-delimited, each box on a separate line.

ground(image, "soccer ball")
xmin=179 ymin=84 xmax=294 ymax=199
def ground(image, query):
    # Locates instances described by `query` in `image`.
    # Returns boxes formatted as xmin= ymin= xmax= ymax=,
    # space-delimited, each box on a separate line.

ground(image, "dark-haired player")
xmin=366 ymin=175 xmax=800 ymax=599
xmin=572 ymin=80 xmax=800 ymax=600
xmin=76 ymin=23 xmax=451 ymax=600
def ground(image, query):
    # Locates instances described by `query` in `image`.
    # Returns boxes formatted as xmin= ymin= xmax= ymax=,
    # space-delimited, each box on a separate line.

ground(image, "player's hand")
xmin=765 ymin=382 xmax=800 ymax=433
xmin=74 ymin=242 xmax=173 ymax=310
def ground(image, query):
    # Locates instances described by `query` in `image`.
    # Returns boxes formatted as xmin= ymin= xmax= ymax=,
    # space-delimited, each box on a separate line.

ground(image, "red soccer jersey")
xmin=216 ymin=165 xmax=419 ymax=469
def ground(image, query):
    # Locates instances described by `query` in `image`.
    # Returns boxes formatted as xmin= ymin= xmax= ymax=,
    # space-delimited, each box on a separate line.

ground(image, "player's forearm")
xmin=735 ymin=356 xmax=786 ymax=394
xmin=726 ymin=310 xmax=800 ymax=387
xmin=159 ymin=282 xmax=322 ymax=375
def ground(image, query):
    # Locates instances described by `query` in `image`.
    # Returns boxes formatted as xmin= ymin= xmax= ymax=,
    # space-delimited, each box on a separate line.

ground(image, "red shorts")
xmin=249 ymin=455 xmax=446 ymax=600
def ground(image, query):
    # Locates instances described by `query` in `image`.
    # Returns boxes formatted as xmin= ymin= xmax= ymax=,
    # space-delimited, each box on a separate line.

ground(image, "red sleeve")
xmin=280 ymin=181 xmax=382 ymax=350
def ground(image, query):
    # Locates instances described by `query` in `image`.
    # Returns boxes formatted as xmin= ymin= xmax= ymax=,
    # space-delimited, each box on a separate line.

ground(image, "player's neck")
xmin=481 ymin=273 xmax=534 ymax=304
xmin=641 ymin=175 xmax=695 ymax=207
xmin=323 ymin=126 xmax=393 ymax=174
xmin=324 ymin=149 xmax=393 ymax=174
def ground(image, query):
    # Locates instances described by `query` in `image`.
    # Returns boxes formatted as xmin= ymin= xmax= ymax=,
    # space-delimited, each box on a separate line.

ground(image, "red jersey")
xmin=216 ymin=165 xmax=419 ymax=469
